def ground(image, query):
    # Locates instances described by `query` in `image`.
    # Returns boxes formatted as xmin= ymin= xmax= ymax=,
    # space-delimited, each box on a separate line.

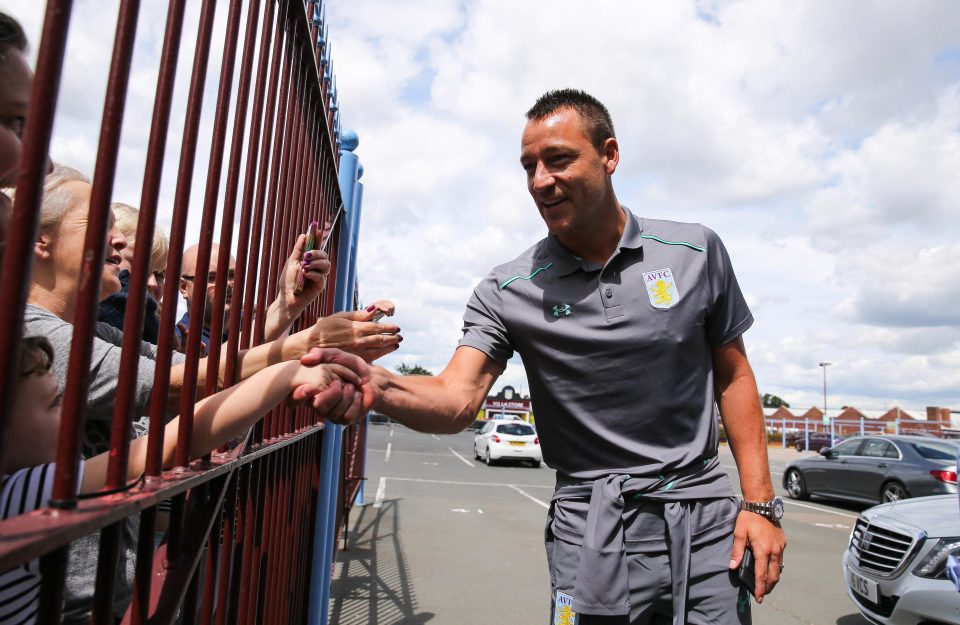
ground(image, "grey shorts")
xmin=545 ymin=497 xmax=750 ymax=625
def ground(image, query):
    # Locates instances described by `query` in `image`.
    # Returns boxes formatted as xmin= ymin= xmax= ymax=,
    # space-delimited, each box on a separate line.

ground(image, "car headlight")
xmin=913 ymin=537 xmax=960 ymax=579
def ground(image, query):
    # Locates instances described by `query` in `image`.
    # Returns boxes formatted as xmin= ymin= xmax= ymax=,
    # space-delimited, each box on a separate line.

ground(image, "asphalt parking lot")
xmin=329 ymin=424 xmax=874 ymax=625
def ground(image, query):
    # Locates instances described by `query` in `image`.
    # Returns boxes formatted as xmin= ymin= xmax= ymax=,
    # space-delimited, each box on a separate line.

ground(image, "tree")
xmin=761 ymin=393 xmax=790 ymax=409
xmin=395 ymin=363 xmax=433 ymax=376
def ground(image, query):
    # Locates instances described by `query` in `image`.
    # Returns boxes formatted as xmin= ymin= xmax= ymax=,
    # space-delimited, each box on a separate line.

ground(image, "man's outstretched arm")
xmin=366 ymin=346 xmax=503 ymax=434
xmin=713 ymin=336 xmax=787 ymax=603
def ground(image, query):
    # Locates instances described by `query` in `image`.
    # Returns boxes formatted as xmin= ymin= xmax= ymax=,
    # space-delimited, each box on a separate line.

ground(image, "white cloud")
xmin=8 ymin=0 xmax=960 ymax=413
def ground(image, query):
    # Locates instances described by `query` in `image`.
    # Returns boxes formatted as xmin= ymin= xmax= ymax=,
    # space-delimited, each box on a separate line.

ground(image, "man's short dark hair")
xmin=526 ymin=89 xmax=615 ymax=151
xmin=0 ymin=11 xmax=28 ymax=60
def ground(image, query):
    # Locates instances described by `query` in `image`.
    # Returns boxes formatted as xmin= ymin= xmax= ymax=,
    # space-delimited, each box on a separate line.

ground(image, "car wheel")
xmin=785 ymin=468 xmax=809 ymax=500
xmin=484 ymin=448 xmax=493 ymax=466
xmin=794 ymin=442 xmax=802 ymax=452
xmin=880 ymin=481 xmax=909 ymax=503
xmin=474 ymin=444 xmax=481 ymax=461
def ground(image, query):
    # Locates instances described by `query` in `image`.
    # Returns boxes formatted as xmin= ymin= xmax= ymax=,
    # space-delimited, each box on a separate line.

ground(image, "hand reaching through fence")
xmin=262 ymin=224 xmax=333 ymax=341
xmin=299 ymin=302 xmax=402 ymax=363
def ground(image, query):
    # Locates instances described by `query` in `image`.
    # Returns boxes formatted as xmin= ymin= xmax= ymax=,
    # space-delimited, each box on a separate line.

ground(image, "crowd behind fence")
xmin=0 ymin=1 xmax=375 ymax=624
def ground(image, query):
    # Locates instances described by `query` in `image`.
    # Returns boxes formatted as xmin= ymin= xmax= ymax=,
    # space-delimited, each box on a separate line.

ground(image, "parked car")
xmin=473 ymin=419 xmax=542 ymax=467
xmin=842 ymin=494 xmax=960 ymax=624
xmin=783 ymin=435 xmax=958 ymax=504
xmin=784 ymin=431 xmax=845 ymax=452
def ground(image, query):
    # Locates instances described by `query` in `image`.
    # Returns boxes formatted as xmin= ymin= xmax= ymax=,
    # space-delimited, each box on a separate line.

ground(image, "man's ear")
xmin=34 ymin=232 xmax=52 ymax=260
xmin=179 ymin=278 xmax=190 ymax=302
xmin=602 ymin=137 xmax=619 ymax=176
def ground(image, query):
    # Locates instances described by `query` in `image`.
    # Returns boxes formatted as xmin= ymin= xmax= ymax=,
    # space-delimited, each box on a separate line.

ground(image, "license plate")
xmin=509 ymin=441 xmax=526 ymax=447
xmin=847 ymin=567 xmax=878 ymax=603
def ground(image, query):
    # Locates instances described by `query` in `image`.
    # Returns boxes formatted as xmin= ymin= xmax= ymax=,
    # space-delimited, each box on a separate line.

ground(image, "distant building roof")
xmin=769 ymin=406 xmax=795 ymax=420
xmin=801 ymin=407 xmax=824 ymax=420
xmin=878 ymin=407 xmax=915 ymax=422
xmin=837 ymin=406 xmax=867 ymax=421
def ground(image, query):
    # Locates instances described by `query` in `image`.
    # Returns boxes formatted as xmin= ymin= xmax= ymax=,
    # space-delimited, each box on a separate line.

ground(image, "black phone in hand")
xmin=737 ymin=548 xmax=756 ymax=596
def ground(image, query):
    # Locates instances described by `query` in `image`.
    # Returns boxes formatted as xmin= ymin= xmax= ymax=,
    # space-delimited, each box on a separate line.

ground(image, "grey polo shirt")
xmin=459 ymin=207 xmax=753 ymax=485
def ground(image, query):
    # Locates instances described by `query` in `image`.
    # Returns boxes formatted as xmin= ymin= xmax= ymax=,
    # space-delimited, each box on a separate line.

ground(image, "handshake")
xmin=288 ymin=346 xmax=377 ymax=425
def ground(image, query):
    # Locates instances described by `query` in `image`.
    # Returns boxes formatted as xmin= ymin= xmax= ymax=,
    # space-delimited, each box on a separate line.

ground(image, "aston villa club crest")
xmin=642 ymin=267 xmax=681 ymax=309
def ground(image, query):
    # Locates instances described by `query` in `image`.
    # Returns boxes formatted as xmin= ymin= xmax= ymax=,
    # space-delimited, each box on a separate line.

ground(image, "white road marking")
xmin=374 ymin=477 xmax=387 ymax=509
xmin=422 ymin=462 xmax=439 ymax=466
xmin=782 ymin=499 xmax=858 ymax=519
xmin=723 ymin=463 xmax=782 ymax=477
xmin=368 ymin=448 xmax=451 ymax=457
xmin=390 ymin=428 xmax=394 ymax=437
xmin=383 ymin=476 xmax=554 ymax=489
xmin=431 ymin=434 xmax=441 ymax=440
xmin=815 ymin=522 xmax=851 ymax=529
xmin=448 ymin=447 xmax=476 ymax=467
xmin=385 ymin=442 xmax=392 ymax=463
xmin=451 ymin=508 xmax=470 ymax=513
xmin=508 ymin=485 xmax=550 ymax=509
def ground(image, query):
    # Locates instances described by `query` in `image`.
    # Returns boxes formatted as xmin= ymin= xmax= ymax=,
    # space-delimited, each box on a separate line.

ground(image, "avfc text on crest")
xmin=642 ymin=268 xmax=681 ymax=310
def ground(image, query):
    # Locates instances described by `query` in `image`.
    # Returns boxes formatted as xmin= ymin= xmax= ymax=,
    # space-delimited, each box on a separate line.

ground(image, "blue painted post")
xmin=804 ymin=419 xmax=809 ymax=451
xmin=781 ymin=418 xmax=786 ymax=448
xmin=860 ymin=416 xmax=864 ymax=437
xmin=308 ymin=129 xmax=361 ymax=625
xmin=830 ymin=416 xmax=835 ymax=445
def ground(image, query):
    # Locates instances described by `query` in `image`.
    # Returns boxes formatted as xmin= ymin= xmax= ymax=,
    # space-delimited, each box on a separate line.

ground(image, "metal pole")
xmin=819 ymin=361 xmax=831 ymax=442
xmin=308 ymin=129 xmax=360 ymax=625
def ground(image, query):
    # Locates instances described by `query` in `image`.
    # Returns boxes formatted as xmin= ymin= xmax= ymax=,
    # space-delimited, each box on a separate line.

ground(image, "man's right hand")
xmin=293 ymin=348 xmax=371 ymax=424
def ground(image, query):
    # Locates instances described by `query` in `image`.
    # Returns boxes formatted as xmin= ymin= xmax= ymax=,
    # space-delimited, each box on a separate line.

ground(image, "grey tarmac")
xmin=329 ymin=424 xmax=871 ymax=625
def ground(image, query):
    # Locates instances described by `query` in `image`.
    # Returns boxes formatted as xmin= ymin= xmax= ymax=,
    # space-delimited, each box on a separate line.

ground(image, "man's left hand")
xmin=728 ymin=510 xmax=787 ymax=603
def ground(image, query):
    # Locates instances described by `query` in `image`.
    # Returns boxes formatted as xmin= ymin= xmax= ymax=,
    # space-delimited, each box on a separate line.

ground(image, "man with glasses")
xmin=177 ymin=237 xmax=332 ymax=348
xmin=177 ymin=243 xmax=237 ymax=348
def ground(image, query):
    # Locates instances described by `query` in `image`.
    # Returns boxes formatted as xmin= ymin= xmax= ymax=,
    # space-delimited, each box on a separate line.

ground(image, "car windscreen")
xmin=910 ymin=441 xmax=958 ymax=461
xmin=496 ymin=424 xmax=535 ymax=436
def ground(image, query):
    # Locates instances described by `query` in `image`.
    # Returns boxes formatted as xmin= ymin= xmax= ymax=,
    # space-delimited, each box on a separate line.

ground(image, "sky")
xmin=7 ymin=0 xmax=960 ymax=418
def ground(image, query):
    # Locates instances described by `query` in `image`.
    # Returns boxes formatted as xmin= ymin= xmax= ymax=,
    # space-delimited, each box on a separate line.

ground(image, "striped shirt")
xmin=0 ymin=463 xmax=84 ymax=625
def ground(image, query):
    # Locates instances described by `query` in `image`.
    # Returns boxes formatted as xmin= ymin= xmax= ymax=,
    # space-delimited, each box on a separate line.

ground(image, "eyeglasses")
xmin=181 ymin=270 xmax=236 ymax=285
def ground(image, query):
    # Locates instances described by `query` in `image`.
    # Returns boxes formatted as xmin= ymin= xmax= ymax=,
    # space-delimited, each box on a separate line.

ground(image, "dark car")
xmin=784 ymin=431 xmax=845 ymax=452
xmin=783 ymin=435 xmax=958 ymax=505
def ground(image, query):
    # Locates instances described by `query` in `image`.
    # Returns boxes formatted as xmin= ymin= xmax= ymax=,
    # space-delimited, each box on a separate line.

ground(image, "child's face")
xmin=6 ymin=370 xmax=61 ymax=470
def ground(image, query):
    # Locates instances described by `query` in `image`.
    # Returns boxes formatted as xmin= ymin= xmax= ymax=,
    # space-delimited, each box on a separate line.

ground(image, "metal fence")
xmin=0 ymin=1 xmax=365 ymax=623
xmin=765 ymin=418 xmax=951 ymax=450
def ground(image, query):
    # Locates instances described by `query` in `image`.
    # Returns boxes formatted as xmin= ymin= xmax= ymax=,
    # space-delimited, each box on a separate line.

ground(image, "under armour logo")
xmin=552 ymin=304 xmax=572 ymax=317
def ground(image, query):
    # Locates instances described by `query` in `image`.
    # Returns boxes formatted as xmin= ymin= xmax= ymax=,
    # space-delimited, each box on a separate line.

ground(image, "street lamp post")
xmin=820 ymin=362 xmax=832 ymax=443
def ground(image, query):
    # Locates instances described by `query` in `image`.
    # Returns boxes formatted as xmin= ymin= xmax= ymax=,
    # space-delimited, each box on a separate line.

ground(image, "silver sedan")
xmin=783 ymin=435 xmax=958 ymax=504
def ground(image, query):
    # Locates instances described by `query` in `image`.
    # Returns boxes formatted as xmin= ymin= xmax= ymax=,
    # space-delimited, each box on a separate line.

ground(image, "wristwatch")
xmin=739 ymin=496 xmax=784 ymax=522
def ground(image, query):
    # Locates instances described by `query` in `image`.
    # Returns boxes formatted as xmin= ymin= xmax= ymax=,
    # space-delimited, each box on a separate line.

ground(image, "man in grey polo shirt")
xmin=360 ymin=89 xmax=786 ymax=624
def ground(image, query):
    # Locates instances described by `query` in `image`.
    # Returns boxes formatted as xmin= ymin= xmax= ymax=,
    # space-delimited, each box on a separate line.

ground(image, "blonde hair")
xmin=37 ymin=163 xmax=90 ymax=234
xmin=110 ymin=202 xmax=170 ymax=272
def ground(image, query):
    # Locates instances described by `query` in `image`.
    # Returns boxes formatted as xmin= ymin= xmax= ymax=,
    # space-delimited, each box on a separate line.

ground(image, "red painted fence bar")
xmin=0 ymin=1 xmax=366 ymax=624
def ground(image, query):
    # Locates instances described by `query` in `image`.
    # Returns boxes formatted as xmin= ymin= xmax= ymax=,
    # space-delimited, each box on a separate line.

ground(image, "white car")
xmin=842 ymin=494 xmax=960 ymax=625
xmin=473 ymin=419 xmax=542 ymax=467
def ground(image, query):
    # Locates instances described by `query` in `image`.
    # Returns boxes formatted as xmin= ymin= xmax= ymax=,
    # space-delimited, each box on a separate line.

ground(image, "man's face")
xmin=180 ymin=246 xmax=236 ymax=328
xmin=520 ymin=108 xmax=618 ymax=239
xmin=43 ymin=182 xmax=127 ymax=302
xmin=0 ymin=50 xmax=33 ymax=257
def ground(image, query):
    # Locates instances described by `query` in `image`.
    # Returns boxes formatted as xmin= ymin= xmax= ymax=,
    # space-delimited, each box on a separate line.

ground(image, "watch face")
xmin=772 ymin=497 xmax=784 ymax=520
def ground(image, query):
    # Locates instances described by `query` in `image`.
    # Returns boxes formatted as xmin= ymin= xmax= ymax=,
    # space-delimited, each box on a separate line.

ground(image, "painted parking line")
xmin=385 ymin=442 xmax=392 ymax=463
xmin=431 ymin=434 xmax=441 ymax=441
xmin=382 ymin=476 xmax=553 ymax=489
xmin=782 ymin=499 xmax=858 ymax=519
xmin=448 ymin=447 xmax=475 ymax=467
xmin=508 ymin=485 xmax=550 ymax=509
xmin=368 ymin=448 xmax=455 ymax=457
xmin=374 ymin=477 xmax=387 ymax=509
xmin=722 ymin=463 xmax=783 ymax=477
